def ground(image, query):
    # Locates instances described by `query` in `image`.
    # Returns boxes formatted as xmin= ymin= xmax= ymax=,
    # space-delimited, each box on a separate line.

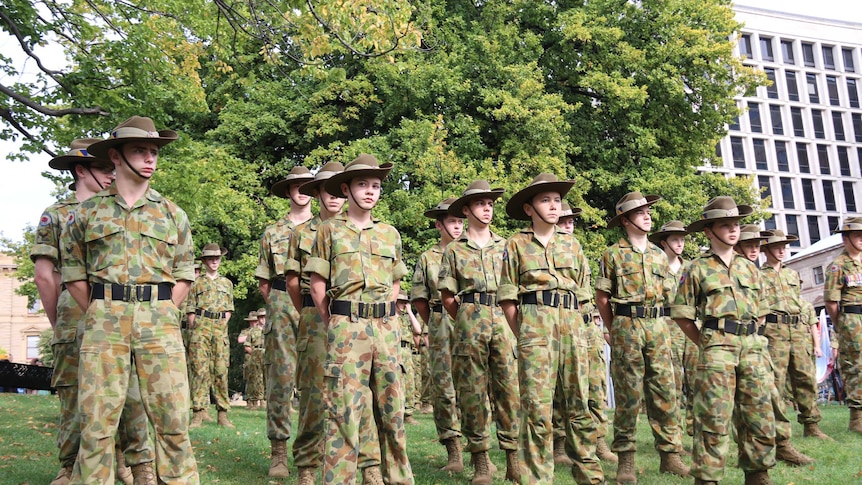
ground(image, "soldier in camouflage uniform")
xmin=760 ymin=230 xmax=832 ymax=441
xmin=439 ymin=180 xmax=520 ymax=484
xmin=397 ymin=292 xmax=423 ymax=425
xmin=62 ymin=116 xmax=199 ymax=484
xmin=734 ymin=225 xmax=814 ymax=467
xmin=181 ymin=263 xmax=201 ymax=351
xmin=32 ymin=139 xmax=150 ymax=485
xmin=672 ymin=197 xmax=775 ymax=485
xmin=596 ymin=192 xmax=689 ymax=483
xmin=824 ymin=216 xmax=862 ymax=435
xmin=498 ymin=174 xmax=599 ymax=485
xmin=415 ymin=330 xmax=433 ymax=413
xmin=239 ymin=309 xmax=266 ymax=409
xmin=411 ymin=197 xmax=464 ymax=472
xmin=306 ymin=154 xmax=412 ymax=485
xmin=187 ymin=243 xmax=235 ymax=428
xmin=256 ymin=165 xmax=314 ymax=478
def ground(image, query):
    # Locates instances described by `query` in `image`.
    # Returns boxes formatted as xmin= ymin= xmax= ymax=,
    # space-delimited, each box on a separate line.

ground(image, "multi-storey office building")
xmin=709 ymin=6 xmax=862 ymax=252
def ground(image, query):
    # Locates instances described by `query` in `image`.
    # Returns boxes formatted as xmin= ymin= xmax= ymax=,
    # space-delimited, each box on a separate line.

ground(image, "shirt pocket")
xmin=702 ymin=277 xmax=737 ymax=316
xmin=367 ymin=243 xmax=397 ymax=288
xmin=140 ymin=224 xmax=178 ymax=276
xmin=84 ymin=221 xmax=125 ymax=272
xmin=735 ymin=273 xmax=760 ymax=318
xmin=519 ymin=257 xmax=550 ymax=286
xmin=617 ymin=261 xmax=644 ymax=297
xmin=271 ymin=235 xmax=291 ymax=276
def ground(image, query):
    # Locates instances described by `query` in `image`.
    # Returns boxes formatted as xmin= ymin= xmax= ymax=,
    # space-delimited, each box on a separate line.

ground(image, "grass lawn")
xmin=1 ymin=394 xmax=859 ymax=484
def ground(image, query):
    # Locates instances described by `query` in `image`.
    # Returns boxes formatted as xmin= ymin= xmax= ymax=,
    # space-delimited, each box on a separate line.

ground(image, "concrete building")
xmin=707 ymin=6 xmax=862 ymax=253
xmin=0 ymin=254 xmax=51 ymax=363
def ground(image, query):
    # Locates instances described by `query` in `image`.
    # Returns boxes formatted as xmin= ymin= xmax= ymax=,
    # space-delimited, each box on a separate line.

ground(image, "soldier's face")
xmin=77 ymin=163 xmax=116 ymax=193
xmin=527 ymin=191 xmax=561 ymax=224
xmin=766 ymin=243 xmax=786 ymax=262
xmin=707 ymin=220 xmax=740 ymax=249
xmin=345 ymin=177 xmax=381 ymax=211
xmin=557 ymin=216 xmax=574 ymax=234
xmin=257 ymin=316 xmax=266 ymax=326
xmin=289 ymin=184 xmax=312 ymax=207
xmin=203 ymin=256 xmax=221 ymax=272
xmin=663 ymin=234 xmax=686 ymax=256
xmin=318 ymin=187 xmax=346 ymax=214
xmin=844 ymin=231 xmax=862 ymax=253
xmin=624 ymin=207 xmax=652 ymax=232
xmin=736 ymin=240 xmax=760 ymax=262
xmin=115 ymin=142 xmax=159 ymax=180
xmin=438 ymin=216 xmax=463 ymax=240
xmin=464 ymin=198 xmax=494 ymax=225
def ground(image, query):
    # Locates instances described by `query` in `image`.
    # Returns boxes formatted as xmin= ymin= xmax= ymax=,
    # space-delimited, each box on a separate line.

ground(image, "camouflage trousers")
xmin=452 ymin=301 xmax=519 ymax=453
xmin=401 ymin=341 xmax=418 ymax=416
xmin=553 ymin=321 xmax=609 ymax=442
xmin=682 ymin=335 xmax=700 ymax=436
xmin=188 ymin=317 xmax=230 ymax=411
xmin=72 ymin=298 xmax=198 ymax=485
xmin=667 ymin=316 xmax=688 ymax=431
xmin=323 ymin=312 xmax=412 ymax=485
xmin=518 ymin=301 xmax=602 ymax=485
xmin=264 ymin=288 xmax=298 ymax=441
xmin=763 ymin=320 xmax=821 ymax=424
xmin=415 ymin=341 xmax=431 ymax=405
xmin=609 ymin=315 xmax=683 ymax=453
xmin=427 ymin=310 xmax=461 ymax=443
xmin=244 ymin=349 xmax=265 ymax=401
xmin=835 ymin=312 xmax=862 ymax=410
xmin=691 ymin=329 xmax=775 ymax=482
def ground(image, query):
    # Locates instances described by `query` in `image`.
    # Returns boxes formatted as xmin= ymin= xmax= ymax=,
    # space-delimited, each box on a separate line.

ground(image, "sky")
xmin=0 ymin=0 xmax=859 ymax=242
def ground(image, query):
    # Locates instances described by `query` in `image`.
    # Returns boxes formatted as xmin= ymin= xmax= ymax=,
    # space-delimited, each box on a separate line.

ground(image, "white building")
xmin=707 ymin=6 xmax=862 ymax=252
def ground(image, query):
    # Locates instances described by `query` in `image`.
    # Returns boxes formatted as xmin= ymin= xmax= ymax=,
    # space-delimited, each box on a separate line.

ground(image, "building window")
xmin=776 ymin=140 xmax=789 ymax=171
xmin=769 ymin=105 xmax=784 ymax=135
xmin=791 ymin=107 xmax=805 ymax=137
xmin=827 ymin=76 xmax=840 ymax=105
xmin=26 ymin=335 xmax=40 ymax=360
xmin=796 ymin=143 xmax=811 ymax=173
xmin=808 ymin=216 xmax=821 ymax=244
xmin=807 ymin=74 xmax=820 ymax=104
xmin=802 ymin=179 xmax=816 ymax=210
xmin=843 ymin=48 xmax=856 ymax=72
xmin=817 ymin=144 xmax=831 ymax=174
xmin=823 ymin=46 xmax=836 ymax=70
xmin=823 ymin=180 xmax=836 ymax=211
xmin=786 ymin=71 xmax=800 ymax=101
xmin=764 ymin=68 xmax=778 ymax=99
xmin=813 ymin=266 xmax=825 ymax=285
xmin=833 ymin=111 xmax=846 ymax=141
xmin=764 ymin=215 xmax=777 ymax=230
xmin=785 ymin=215 xmax=801 ymax=246
xmin=729 ymin=112 xmax=741 ymax=131
xmin=838 ymin=146 xmax=851 ymax=176
xmin=859 ymin=147 xmax=862 ymax=175
xmin=759 ymin=176 xmax=773 ymax=207
xmin=812 ymin=110 xmax=825 ymax=138
xmin=848 ymin=79 xmax=859 ymax=108
xmin=782 ymin=40 xmax=795 ymax=65
xmin=760 ymin=37 xmax=774 ymax=62
xmin=828 ymin=216 xmax=840 ymax=233
xmin=739 ymin=34 xmax=752 ymax=58
xmin=802 ymin=43 xmax=815 ymax=67
xmin=731 ymin=136 xmax=746 ymax=168
xmin=846 ymin=181 xmax=858 ymax=212
xmin=749 ymin=103 xmax=762 ymax=133
xmin=753 ymin=139 xmax=768 ymax=170
xmin=854 ymin=113 xmax=862 ymax=143
xmin=780 ymin=177 xmax=795 ymax=209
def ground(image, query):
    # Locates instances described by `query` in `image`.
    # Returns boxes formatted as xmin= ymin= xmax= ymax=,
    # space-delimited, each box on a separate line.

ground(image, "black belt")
xmin=302 ymin=294 xmax=315 ymax=308
xmin=91 ymin=283 xmax=172 ymax=302
xmin=330 ymin=300 xmax=395 ymax=319
xmin=765 ymin=313 xmax=801 ymax=324
xmin=431 ymin=303 xmax=444 ymax=313
xmin=195 ymin=309 xmax=225 ymax=319
xmin=661 ymin=307 xmax=671 ymax=317
xmin=583 ymin=313 xmax=592 ymax=324
xmin=401 ymin=341 xmax=413 ymax=348
xmin=272 ymin=279 xmax=287 ymax=291
xmin=461 ymin=292 xmax=496 ymax=306
xmin=843 ymin=305 xmax=862 ymax=315
xmin=521 ymin=290 xmax=576 ymax=309
xmin=703 ymin=318 xmax=758 ymax=336
xmin=615 ymin=304 xmax=662 ymax=319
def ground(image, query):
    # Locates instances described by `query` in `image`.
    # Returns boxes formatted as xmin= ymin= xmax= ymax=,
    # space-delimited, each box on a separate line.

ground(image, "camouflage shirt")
xmin=823 ymin=250 xmax=862 ymax=305
xmin=671 ymin=251 xmax=768 ymax=322
xmin=305 ymin=213 xmax=408 ymax=302
xmin=186 ymin=274 xmax=234 ymax=313
xmin=241 ymin=325 xmax=265 ymax=350
xmin=760 ymin=263 xmax=804 ymax=315
xmin=255 ymin=214 xmax=301 ymax=282
xmin=30 ymin=197 xmax=78 ymax=268
xmin=596 ymin=237 xmax=668 ymax=305
xmin=410 ymin=245 xmax=445 ymax=306
xmin=662 ymin=256 xmax=687 ymax=304
xmin=438 ymin=232 xmax=505 ymax=296
xmin=497 ymin=228 xmax=592 ymax=305
xmin=62 ymin=185 xmax=194 ymax=285
xmin=285 ymin=216 xmax=321 ymax=294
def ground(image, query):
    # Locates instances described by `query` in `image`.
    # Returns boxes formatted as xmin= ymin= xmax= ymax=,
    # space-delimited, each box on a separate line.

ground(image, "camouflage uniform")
xmin=498 ymin=228 xmax=602 ymax=484
xmin=438 ymin=232 xmax=520 ymax=456
xmin=186 ymin=274 xmax=234 ymax=412
xmin=663 ymin=258 xmax=689 ymax=433
xmin=824 ymin=250 xmax=862 ymax=413
xmin=672 ymin=251 xmax=775 ymax=482
xmin=399 ymin=311 xmax=418 ymax=418
xmin=241 ymin=323 xmax=266 ymax=402
xmin=305 ymin=213 xmax=412 ymax=485
xmin=596 ymin=238 xmax=683 ymax=454
xmin=411 ymin=246 xmax=461 ymax=445
xmin=415 ymin=337 xmax=432 ymax=407
xmin=62 ymin=184 xmax=198 ymax=484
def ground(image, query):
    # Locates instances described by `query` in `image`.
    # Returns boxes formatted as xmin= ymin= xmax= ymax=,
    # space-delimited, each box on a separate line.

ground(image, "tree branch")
xmin=0 ymin=9 xmax=73 ymax=93
xmin=0 ymin=83 xmax=109 ymax=117
xmin=0 ymin=108 xmax=58 ymax=157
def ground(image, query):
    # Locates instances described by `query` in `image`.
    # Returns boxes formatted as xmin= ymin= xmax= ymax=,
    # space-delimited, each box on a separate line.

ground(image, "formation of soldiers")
xmin=27 ymin=114 xmax=862 ymax=485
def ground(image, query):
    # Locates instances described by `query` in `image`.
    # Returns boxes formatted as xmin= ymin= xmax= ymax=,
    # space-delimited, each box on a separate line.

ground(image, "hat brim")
xmin=686 ymin=205 xmax=754 ymax=233
xmin=505 ymin=181 xmax=576 ymax=221
xmin=201 ymin=247 xmax=228 ymax=258
xmin=323 ymin=164 xmax=393 ymax=199
xmin=271 ymin=175 xmax=315 ymax=198
xmin=607 ymin=196 xmax=661 ymax=229
xmin=447 ymin=189 xmax=506 ymax=218
xmin=49 ymin=156 xmax=114 ymax=171
xmin=647 ymin=228 xmax=689 ymax=245
xmin=87 ymin=131 xmax=178 ymax=160
xmin=833 ymin=224 xmax=862 ymax=234
xmin=762 ymin=235 xmax=800 ymax=246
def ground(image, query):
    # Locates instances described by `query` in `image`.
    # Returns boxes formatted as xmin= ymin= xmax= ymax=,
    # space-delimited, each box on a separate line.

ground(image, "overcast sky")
xmin=1 ymin=0 xmax=860 ymax=242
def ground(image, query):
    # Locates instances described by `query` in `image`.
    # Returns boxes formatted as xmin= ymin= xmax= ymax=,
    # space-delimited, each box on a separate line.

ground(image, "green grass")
xmin=1 ymin=394 xmax=860 ymax=484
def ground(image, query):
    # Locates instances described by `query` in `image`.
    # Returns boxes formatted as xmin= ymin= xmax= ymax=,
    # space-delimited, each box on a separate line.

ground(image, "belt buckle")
xmin=123 ymin=285 xmax=134 ymax=302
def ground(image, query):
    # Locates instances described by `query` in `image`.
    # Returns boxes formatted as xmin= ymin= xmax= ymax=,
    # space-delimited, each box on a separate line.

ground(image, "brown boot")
xmin=803 ymin=422 xmax=833 ymax=441
xmin=850 ymin=408 xmax=862 ymax=434
xmin=596 ymin=438 xmax=618 ymax=464
xmin=49 ymin=466 xmax=73 ymax=485
xmin=217 ymin=410 xmax=235 ymax=428
xmin=130 ymin=462 xmax=157 ymax=485
xmin=116 ymin=449 xmax=134 ymax=485
xmin=362 ymin=465 xmax=384 ymax=485
xmin=615 ymin=451 xmax=637 ymax=484
xmin=297 ymin=467 xmax=317 ymax=485
xmin=246 ymin=400 xmax=256 ymax=411
xmin=471 ymin=451 xmax=492 ymax=485
xmin=505 ymin=450 xmax=520 ymax=482
xmin=440 ymin=437 xmax=464 ymax=472
xmin=470 ymin=451 xmax=497 ymax=473
xmin=744 ymin=470 xmax=774 ymax=485
xmin=268 ymin=439 xmax=290 ymax=478
xmin=420 ymin=403 xmax=434 ymax=414
xmin=201 ymin=407 xmax=215 ymax=422
xmin=554 ymin=437 xmax=573 ymax=466
xmin=659 ymin=451 xmax=690 ymax=477
xmin=775 ymin=440 xmax=814 ymax=466
xmin=405 ymin=415 xmax=419 ymax=425
xmin=189 ymin=409 xmax=205 ymax=428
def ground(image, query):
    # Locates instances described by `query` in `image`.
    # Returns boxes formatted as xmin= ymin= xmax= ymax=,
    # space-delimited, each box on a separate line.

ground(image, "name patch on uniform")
xmin=846 ymin=274 xmax=862 ymax=288
xmin=39 ymin=214 xmax=52 ymax=226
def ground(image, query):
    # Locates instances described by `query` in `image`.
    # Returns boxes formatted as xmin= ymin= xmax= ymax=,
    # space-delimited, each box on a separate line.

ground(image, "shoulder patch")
xmin=502 ymin=249 xmax=508 ymax=261
xmin=66 ymin=212 xmax=75 ymax=225
xmin=39 ymin=213 xmax=52 ymax=226
xmin=829 ymin=264 xmax=840 ymax=273
xmin=679 ymin=272 xmax=687 ymax=285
